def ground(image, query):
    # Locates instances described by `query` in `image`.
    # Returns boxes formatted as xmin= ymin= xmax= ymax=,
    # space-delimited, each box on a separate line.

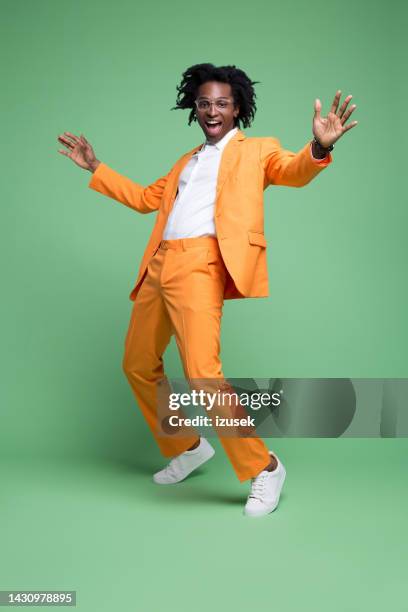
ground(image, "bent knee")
xmin=122 ymin=350 xmax=161 ymax=381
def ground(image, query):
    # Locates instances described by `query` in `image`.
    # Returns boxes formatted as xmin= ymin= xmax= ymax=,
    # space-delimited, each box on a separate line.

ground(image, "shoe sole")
xmin=153 ymin=447 xmax=215 ymax=485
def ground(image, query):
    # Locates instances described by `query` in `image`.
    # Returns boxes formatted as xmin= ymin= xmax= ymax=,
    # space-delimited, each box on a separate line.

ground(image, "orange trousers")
xmin=122 ymin=236 xmax=271 ymax=482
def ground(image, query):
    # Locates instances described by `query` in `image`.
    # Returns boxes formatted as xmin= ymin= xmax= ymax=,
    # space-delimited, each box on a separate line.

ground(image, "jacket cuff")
xmin=88 ymin=162 xmax=108 ymax=191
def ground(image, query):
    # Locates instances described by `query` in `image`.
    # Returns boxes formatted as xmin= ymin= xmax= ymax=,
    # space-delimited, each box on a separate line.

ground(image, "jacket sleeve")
xmin=88 ymin=162 xmax=171 ymax=214
xmin=260 ymin=137 xmax=333 ymax=188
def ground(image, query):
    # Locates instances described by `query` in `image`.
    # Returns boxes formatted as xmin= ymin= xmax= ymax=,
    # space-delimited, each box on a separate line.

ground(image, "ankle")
xmin=263 ymin=456 xmax=278 ymax=472
xmin=187 ymin=437 xmax=201 ymax=451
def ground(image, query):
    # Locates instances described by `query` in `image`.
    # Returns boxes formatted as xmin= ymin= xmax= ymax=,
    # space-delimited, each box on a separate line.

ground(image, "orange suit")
xmin=89 ymin=130 xmax=332 ymax=481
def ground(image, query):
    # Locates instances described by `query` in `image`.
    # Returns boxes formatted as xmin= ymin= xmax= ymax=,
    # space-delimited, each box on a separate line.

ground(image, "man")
xmin=57 ymin=63 xmax=357 ymax=517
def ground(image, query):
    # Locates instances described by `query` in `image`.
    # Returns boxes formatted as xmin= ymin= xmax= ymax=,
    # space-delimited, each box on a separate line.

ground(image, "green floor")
xmin=1 ymin=439 xmax=407 ymax=611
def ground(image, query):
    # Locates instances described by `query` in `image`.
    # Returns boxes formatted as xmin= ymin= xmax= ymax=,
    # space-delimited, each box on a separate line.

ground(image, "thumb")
xmin=314 ymin=98 xmax=322 ymax=119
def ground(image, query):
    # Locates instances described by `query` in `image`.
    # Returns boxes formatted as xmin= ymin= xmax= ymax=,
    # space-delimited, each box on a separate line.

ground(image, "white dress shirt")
xmin=163 ymin=127 xmax=238 ymax=239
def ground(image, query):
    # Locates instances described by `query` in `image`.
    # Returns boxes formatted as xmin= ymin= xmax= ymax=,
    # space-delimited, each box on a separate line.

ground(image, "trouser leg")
xmin=160 ymin=237 xmax=271 ymax=482
xmin=122 ymin=249 xmax=198 ymax=457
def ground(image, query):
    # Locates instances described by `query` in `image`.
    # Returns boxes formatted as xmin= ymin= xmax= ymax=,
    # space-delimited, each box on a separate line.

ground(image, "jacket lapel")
xmin=164 ymin=144 xmax=202 ymax=215
xmin=216 ymin=129 xmax=245 ymax=198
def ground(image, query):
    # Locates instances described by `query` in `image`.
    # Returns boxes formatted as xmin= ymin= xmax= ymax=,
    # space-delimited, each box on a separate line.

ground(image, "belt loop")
xmin=182 ymin=239 xmax=187 ymax=251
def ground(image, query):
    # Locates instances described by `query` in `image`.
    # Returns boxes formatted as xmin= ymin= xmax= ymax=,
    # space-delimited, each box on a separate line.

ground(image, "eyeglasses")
xmin=194 ymin=98 xmax=235 ymax=111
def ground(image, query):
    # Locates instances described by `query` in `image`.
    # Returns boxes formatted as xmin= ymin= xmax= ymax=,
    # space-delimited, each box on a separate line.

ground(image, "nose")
xmin=206 ymin=102 xmax=218 ymax=117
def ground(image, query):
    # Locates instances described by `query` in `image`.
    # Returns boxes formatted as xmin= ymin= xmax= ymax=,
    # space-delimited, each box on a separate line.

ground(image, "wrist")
xmin=311 ymin=137 xmax=333 ymax=160
xmin=312 ymin=136 xmax=334 ymax=152
xmin=311 ymin=141 xmax=327 ymax=160
xmin=88 ymin=160 xmax=101 ymax=173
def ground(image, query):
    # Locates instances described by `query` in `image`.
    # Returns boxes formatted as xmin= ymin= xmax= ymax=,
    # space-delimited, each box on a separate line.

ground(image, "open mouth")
xmin=205 ymin=121 xmax=223 ymax=136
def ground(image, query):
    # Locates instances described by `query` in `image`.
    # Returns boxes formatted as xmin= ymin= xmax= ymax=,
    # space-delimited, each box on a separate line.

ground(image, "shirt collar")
xmin=198 ymin=126 xmax=238 ymax=153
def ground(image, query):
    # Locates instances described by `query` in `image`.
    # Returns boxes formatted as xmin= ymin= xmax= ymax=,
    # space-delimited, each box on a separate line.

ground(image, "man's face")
xmin=195 ymin=81 xmax=240 ymax=144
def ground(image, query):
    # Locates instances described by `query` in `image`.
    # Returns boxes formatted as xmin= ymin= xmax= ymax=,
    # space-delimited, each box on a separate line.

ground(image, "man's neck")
xmin=205 ymin=126 xmax=238 ymax=148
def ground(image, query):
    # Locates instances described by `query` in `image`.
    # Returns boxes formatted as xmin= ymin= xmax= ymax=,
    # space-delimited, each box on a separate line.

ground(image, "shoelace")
xmin=249 ymin=472 xmax=269 ymax=500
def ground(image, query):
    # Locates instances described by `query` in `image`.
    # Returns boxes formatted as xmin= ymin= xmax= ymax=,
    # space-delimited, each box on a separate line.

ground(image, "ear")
xmin=233 ymin=105 xmax=240 ymax=118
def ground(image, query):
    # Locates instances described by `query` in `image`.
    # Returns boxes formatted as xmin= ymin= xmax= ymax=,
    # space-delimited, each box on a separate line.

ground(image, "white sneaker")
xmin=244 ymin=451 xmax=286 ymax=517
xmin=153 ymin=438 xmax=215 ymax=485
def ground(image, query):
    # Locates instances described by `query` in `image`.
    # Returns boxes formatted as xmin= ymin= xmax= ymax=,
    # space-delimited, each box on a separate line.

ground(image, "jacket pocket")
xmin=248 ymin=231 xmax=267 ymax=247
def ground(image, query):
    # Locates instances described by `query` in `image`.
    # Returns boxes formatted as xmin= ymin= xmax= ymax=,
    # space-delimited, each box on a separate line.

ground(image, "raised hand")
xmin=57 ymin=132 xmax=100 ymax=172
xmin=313 ymin=91 xmax=358 ymax=148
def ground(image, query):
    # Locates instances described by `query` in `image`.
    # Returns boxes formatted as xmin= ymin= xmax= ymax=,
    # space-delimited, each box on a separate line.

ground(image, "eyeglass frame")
xmin=194 ymin=97 xmax=236 ymax=112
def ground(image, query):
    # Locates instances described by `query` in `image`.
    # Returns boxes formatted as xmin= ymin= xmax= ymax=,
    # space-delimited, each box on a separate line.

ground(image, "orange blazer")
xmin=89 ymin=129 xmax=332 ymax=300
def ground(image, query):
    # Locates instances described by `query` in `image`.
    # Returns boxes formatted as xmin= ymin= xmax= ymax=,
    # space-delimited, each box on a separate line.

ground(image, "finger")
xmin=58 ymin=149 xmax=71 ymax=157
xmin=61 ymin=136 xmax=77 ymax=148
xmin=58 ymin=134 xmax=71 ymax=143
xmin=314 ymin=98 xmax=322 ymax=119
xmin=342 ymin=120 xmax=358 ymax=132
xmin=340 ymin=104 xmax=357 ymax=125
xmin=337 ymin=95 xmax=353 ymax=118
xmin=80 ymin=133 xmax=89 ymax=144
xmin=64 ymin=131 xmax=80 ymax=144
xmin=329 ymin=90 xmax=342 ymax=114
xmin=58 ymin=135 xmax=74 ymax=148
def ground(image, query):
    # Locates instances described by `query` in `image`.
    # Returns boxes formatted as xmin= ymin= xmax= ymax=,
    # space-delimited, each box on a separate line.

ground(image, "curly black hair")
xmin=172 ymin=63 xmax=259 ymax=128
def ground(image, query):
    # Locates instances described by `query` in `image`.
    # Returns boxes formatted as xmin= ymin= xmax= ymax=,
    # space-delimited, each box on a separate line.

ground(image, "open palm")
xmin=313 ymin=90 xmax=358 ymax=148
xmin=57 ymin=132 xmax=100 ymax=172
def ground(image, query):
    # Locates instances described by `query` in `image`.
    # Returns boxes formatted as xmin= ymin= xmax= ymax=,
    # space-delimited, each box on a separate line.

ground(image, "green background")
xmin=2 ymin=0 xmax=407 ymax=610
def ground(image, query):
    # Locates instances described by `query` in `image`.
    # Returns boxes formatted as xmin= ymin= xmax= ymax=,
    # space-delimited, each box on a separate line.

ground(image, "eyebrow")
xmin=197 ymin=96 xmax=230 ymax=100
